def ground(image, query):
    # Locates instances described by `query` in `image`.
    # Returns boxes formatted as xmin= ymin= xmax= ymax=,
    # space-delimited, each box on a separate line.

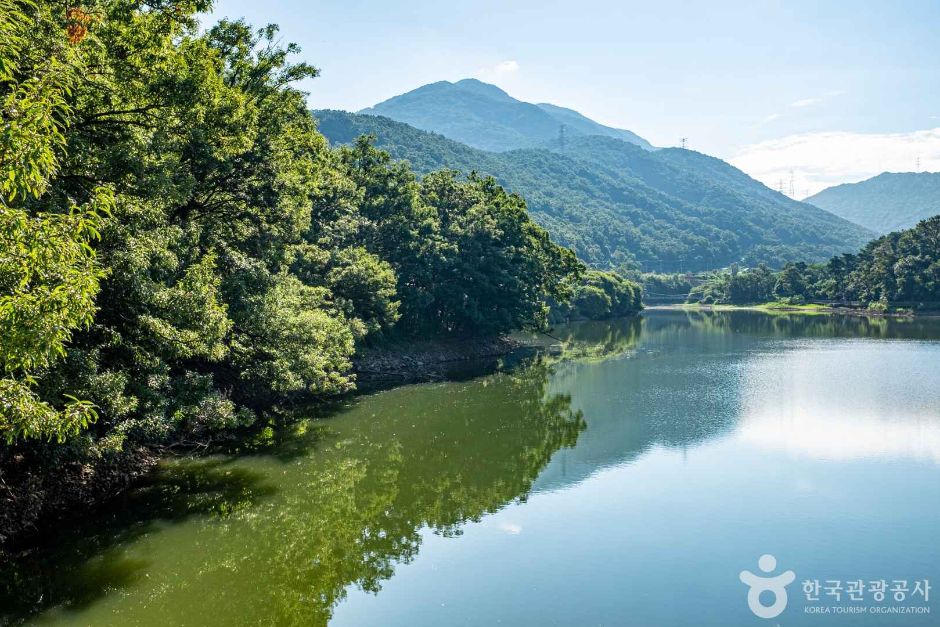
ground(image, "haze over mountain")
xmin=360 ymin=78 xmax=653 ymax=153
xmin=805 ymin=172 xmax=940 ymax=234
xmin=316 ymin=109 xmax=873 ymax=272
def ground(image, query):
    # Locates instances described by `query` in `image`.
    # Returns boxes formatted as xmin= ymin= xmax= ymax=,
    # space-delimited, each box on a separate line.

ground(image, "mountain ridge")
xmin=360 ymin=78 xmax=654 ymax=152
xmin=805 ymin=172 xmax=940 ymax=233
xmin=315 ymin=109 xmax=873 ymax=271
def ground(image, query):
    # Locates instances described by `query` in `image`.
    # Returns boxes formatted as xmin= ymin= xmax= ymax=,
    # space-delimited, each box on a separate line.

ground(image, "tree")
xmin=0 ymin=0 xmax=112 ymax=442
xmin=0 ymin=0 xmax=586 ymax=541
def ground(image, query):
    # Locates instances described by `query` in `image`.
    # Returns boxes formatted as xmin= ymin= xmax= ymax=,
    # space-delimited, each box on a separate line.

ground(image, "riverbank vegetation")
xmin=0 ymin=0 xmax=643 ymax=543
xmin=549 ymin=270 xmax=642 ymax=322
xmin=687 ymin=217 xmax=940 ymax=310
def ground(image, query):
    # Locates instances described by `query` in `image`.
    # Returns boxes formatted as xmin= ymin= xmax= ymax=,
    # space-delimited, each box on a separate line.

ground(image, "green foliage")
xmin=806 ymin=172 xmax=940 ymax=234
xmin=413 ymin=170 xmax=583 ymax=334
xmin=330 ymin=137 xmax=582 ymax=336
xmin=688 ymin=216 xmax=940 ymax=308
xmin=316 ymin=110 xmax=873 ymax=272
xmin=0 ymin=0 xmax=113 ymax=442
xmin=0 ymin=0 xmax=580 ymax=460
xmin=233 ymin=274 xmax=356 ymax=396
xmin=687 ymin=264 xmax=776 ymax=304
xmin=324 ymin=246 xmax=399 ymax=336
xmin=550 ymin=270 xmax=642 ymax=322
xmin=842 ymin=216 xmax=940 ymax=306
xmin=636 ymin=272 xmax=695 ymax=296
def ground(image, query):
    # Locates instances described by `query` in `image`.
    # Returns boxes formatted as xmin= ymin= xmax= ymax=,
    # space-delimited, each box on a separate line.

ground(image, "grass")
xmin=670 ymin=301 xmax=919 ymax=317
xmin=673 ymin=301 xmax=832 ymax=315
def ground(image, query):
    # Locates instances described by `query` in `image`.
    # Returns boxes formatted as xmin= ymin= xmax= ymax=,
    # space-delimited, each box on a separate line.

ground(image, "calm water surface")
xmin=3 ymin=310 xmax=940 ymax=626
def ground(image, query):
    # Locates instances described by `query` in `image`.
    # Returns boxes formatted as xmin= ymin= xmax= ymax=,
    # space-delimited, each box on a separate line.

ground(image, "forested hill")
xmin=0 ymin=1 xmax=592 ymax=540
xmin=805 ymin=172 xmax=940 ymax=234
xmin=688 ymin=215 xmax=940 ymax=309
xmin=359 ymin=78 xmax=653 ymax=152
xmin=316 ymin=110 xmax=874 ymax=271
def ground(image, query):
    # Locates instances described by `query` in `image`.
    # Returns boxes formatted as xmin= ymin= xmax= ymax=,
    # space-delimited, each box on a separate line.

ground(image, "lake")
xmin=3 ymin=310 xmax=940 ymax=626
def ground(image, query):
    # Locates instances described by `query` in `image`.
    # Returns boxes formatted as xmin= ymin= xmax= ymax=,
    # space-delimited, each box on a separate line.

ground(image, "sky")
xmin=209 ymin=0 xmax=940 ymax=197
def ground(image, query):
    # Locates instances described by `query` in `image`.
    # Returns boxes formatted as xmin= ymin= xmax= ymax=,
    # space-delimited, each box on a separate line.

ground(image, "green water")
xmin=3 ymin=310 xmax=940 ymax=626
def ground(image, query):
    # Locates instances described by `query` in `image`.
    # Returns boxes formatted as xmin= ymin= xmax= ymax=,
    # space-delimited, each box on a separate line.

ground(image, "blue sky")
xmin=210 ymin=0 xmax=940 ymax=195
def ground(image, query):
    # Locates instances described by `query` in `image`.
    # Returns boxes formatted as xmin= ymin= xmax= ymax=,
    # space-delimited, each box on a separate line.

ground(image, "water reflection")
xmin=738 ymin=341 xmax=940 ymax=462
xmin=3 ymin=310 xmax=940 ymax=626
xmin=0 ymin=362 xmax=583 ymax=626
xmin=535 ymin=310 xmax=940 ymax=490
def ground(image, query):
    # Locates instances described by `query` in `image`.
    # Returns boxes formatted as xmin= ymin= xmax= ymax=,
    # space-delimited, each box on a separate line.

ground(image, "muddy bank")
xmin=0 ymin=446 xmax=157 ymax=550
xmin=353 ymin=335 xmax=527 ymax=384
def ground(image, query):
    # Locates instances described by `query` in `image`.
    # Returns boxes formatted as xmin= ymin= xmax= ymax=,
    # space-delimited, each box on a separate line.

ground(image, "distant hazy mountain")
xmin=359 ymin=78 xmax=654 ymax=152
xmin=316 ymin=110 xmax=873 ymax=271
xmin=805 ymin=172 xmax=940 ymax=234
xmin=532 ymin=102 xmax=653 ymax=150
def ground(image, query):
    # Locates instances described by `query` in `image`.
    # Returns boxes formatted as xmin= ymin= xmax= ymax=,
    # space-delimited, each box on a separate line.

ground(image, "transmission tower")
xmin=788 ymin=169 xmax=795 ymax=197
xmin=558 ymin=124 xmax=566 ymax=152
xmin=916 ymin=155 xmax=921 ymax=171
xmin=680 ymin=137 xmax=688 ymax=150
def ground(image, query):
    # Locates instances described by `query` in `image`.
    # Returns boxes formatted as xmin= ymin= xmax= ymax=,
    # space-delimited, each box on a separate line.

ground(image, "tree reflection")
xmin=0 ymin=360 xmax=584 ymax=626
xmin=676 ymin=308 xmax=940 ymax=340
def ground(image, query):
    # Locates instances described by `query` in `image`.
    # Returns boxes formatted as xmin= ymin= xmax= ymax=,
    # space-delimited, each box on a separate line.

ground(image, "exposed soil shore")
xmin=353 ymin=335 xmax=526 ymax=384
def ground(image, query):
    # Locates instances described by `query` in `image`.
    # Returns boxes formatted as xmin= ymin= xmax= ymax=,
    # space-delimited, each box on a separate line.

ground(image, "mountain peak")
xmin=452 ymin=78 xmax=514 ymax=102
xmin=359 ymin=78 xmax=653 ymax=152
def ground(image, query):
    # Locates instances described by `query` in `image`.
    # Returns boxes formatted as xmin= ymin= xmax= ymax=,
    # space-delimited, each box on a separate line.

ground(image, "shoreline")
xmin=352 ymin=335 xmax=529 ymax=385
xmin=650 ymin=303 xmax=940 ymax=318
xmin=1 ymin=335 xmax=531 ymax=552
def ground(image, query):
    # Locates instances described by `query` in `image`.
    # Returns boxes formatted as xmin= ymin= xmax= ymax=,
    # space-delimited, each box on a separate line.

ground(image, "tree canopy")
xmin=0 ymin=0 xmax=582 ymax=456
xmin=688 ymin=216 xmax=940 ymax=309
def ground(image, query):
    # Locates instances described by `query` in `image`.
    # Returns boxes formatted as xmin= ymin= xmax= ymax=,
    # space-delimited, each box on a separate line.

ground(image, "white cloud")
xmin=789 ymin=91 xmax=842 ymax=109
xmin=474 ymin=60 xmax=520 ymax=82
xmin=759 ymin=91 xmax=844 ymax=127
xmin=730 ymin=127 xmax=940 ymax=198
xmin=492 ymin=60 xmax=519 ymax=75
xmin=790 ymin=97 xmax=820 ymax=108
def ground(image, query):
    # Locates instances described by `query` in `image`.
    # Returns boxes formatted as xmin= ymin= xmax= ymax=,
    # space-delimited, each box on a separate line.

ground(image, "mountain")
xmin=533 ymin=102 xmax=653 ymax=150
xmin=316 ymin=110 xmax=873 ymax=272
xmin=805 ymin=172 xmax=940 ymax=234
xmin=359 ymin=78 xmax=654 ymax=152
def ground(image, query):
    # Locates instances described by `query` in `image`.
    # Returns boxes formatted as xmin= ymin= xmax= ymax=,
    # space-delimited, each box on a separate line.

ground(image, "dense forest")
xmin=805 ymin=172 xmax=940 ymax=234
xmin=0 ymin=0 xmax=636 ymax=541
xmin=316 ymin=110 xmax=874 ymax=271
xmin=688 ymin=216 xmax=940 ymax=308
